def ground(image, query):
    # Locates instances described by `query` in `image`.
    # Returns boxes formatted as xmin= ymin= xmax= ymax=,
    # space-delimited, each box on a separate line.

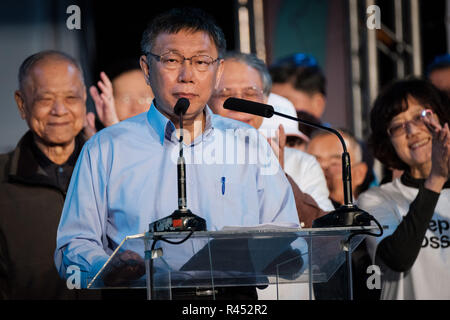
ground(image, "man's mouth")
xmin=173 ymin=92 xmax=197 ymax=100
xmin=48 ymin=122 xmax=70 ymax=126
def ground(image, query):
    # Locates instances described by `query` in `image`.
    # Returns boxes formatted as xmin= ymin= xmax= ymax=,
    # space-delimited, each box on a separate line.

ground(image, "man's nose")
xmin=50 ymin=99 xmax=69 ymax=116
xmin=178 ymin=60 xmax=194 ymax=83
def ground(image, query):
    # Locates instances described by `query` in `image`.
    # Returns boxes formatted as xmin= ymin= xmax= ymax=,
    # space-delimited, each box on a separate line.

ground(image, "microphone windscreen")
xmin=223 ymin=97 xmax=274 ymax=118
xmin=174 ymin=98 xmax=190 ymax=115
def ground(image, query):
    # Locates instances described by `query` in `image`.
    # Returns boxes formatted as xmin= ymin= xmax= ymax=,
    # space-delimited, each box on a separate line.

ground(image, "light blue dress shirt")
xmin=54 ymin=103 xmax=299 ymax=284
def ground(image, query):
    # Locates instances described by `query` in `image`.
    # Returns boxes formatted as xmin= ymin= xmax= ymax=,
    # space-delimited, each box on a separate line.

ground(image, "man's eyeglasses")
xmin=147 ymin=52 xmax=219 ymax=72
xmin=387 ymin=109 xmax=433 ymax=137
xmin=213 ymin=86 xmax=265 ymax=102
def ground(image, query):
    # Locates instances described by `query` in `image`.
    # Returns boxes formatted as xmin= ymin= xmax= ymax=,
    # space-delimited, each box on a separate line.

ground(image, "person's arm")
xmin=285 ymin=173 xmax=327 ymax=228
xmin=376 ymin=121 xmax=449 ymax=272
xmin=54 ymin=139 xmax=110 ymax=286
xmin=375 ymin=185 xmax=440 ymax=272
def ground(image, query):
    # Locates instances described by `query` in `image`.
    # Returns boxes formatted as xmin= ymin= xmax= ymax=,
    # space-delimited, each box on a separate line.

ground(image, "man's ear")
xmin=139 ymin=55 xmax=151 ymax=85
xmin=14 ymin=90 xmax=27 ymax=120
xmin=352 ymin=162 xmax=368 ymax=190
xmin=311 ymin=93 xmax=326 ymax=118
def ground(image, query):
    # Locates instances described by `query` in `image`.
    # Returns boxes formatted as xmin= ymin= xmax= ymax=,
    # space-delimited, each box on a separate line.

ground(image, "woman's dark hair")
xmin=369 ymin=78 xmax=450 ymax=171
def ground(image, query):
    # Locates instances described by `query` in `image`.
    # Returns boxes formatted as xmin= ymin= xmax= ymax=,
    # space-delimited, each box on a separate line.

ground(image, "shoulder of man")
xmin=84 ymin=114 xmax=146 ymax=146
xmin=210 ymin=112 xmax=254 ymax=131
xmin=0 ymin=151 xmax=13 ymax=184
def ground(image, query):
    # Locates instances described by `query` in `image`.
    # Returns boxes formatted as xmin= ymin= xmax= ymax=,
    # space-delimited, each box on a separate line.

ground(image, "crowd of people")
xmin=0 ymin=7 xmax=449 ymax=300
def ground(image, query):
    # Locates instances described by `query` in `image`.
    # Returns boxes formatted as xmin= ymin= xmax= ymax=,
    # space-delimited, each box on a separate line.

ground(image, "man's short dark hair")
xmin=269 ymin=53 xmax=326 ymax=96
xmin=140 ymin=8 xmax=226 ymax=58
xmin=369 ymin=78 xmax=450 ymax=171
xmin=18 ymin=50 xmax=83 ymax=91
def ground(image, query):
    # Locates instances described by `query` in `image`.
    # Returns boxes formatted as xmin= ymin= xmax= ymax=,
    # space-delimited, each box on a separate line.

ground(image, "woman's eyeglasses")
xmin=387 ymin=109 xmax=433 ymax=137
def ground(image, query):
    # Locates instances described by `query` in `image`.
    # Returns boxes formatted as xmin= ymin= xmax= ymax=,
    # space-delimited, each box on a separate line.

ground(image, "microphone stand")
xmin=147 ymin=100 xmax=206 ymax=300
xmin=271 ymin=111 xmax=380 ymax=301
xmin=271 ymin=110 xmax=372 ymax=228
xmin=171 ymin=110 xmax=200 ymax=224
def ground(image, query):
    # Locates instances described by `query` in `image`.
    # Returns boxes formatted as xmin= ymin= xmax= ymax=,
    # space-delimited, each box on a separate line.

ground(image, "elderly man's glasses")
xmin=213 ymin=86 xmax=264 ymax=102
xmin=387 ymin=109 xmax=433 ymax=137
xmin=147 ymin=52 xmax=219 ymax=72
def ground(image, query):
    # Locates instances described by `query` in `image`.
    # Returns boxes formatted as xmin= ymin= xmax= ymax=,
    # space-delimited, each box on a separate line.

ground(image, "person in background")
xmin=306 ymin=128 xmax=379 ymax=300
xmin=269 ymin=53 xmax=326 ymax=120
xmin=259 ymin=93 xmax=310 ymax=152
xmin=426 ymin=54 xmax=450 ymax=95
xmin=358 ymin=78 xmax=450 ymax=300
xmin=296 ymin=110 xmax=321 ymax=137
xmin=84 ymin=59 xmax=154 ymax=137
xmin=208 ymin=51 xmax=334 ymax=228
xmin=270 ymin=53 xmax=378 ymax=190
xmin=306 ymin=129 xmax=368 ymax=208
xmin=0 ymin=50 xmax=98 ymax=299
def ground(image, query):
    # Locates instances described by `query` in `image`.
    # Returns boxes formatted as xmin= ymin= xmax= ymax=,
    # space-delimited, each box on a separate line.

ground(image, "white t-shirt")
xmin=357 ymin=178 xmax=450 ymax=300
xmin=284 ymin=147 xmax=334 ymax=213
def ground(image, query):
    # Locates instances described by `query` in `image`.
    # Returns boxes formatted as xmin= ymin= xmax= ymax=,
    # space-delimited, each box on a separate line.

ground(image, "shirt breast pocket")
xmin=214 ymin=168 xmax=259 ymax=225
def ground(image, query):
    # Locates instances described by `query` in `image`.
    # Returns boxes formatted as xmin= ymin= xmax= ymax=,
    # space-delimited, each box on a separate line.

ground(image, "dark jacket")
xmin=0 ymin=130 xmax=90 ymax=299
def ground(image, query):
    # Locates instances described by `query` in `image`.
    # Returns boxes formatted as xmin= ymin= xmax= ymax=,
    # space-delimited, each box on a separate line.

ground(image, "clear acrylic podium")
xmin=87 ymin=226 xmax=375 ymax=300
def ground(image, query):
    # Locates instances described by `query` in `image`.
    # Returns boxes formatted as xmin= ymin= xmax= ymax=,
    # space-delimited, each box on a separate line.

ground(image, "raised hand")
xmin=89 ymin=72 xmax=119 ymax=128
xmin=267 ymin=124 xmax=286 ymax=170
xmin=423 ymin=114 xmax=450 ymax=190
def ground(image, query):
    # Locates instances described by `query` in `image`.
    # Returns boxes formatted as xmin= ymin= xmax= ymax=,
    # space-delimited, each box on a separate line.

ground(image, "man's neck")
xmin=154 ymin=101 xmax=206 ymax=145
xmin=33 ymin=136 xmax=75 ymax=165
xmin=174 ymin=112 xmax=205 ymax=145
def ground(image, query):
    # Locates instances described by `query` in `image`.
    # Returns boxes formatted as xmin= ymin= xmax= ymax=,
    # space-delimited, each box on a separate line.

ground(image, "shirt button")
xmin=58 ymin=167 xmax=64 ymax=173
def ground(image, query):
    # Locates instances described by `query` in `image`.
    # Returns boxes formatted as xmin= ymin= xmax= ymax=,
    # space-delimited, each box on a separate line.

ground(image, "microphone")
xmin=174 ymin=97 xmax=190 ymax=116
xmin=148 ymin=98 xmax=206 ymax=232
xmin=223 ymin=97 xmax=373 ymax=228
xmin=223 ymin=97 xmax=275 ymax=118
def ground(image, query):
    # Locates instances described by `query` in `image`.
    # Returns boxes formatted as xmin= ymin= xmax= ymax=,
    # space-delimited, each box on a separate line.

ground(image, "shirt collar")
xmin=7 ymin=130 xmax=84 ymax=193
xmin=146 ymin=100 xmax=215 ymax=146
xmin=401 ymin=171 xmax=450 ymax=189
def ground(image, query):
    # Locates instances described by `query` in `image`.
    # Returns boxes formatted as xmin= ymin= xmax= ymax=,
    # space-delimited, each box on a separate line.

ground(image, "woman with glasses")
xmin=357 ymin=78 xmax=450 ymax=300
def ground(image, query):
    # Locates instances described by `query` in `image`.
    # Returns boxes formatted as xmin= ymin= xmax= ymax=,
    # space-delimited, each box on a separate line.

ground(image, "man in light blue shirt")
xmin=54 ymin=8 xmax=299 ymax=288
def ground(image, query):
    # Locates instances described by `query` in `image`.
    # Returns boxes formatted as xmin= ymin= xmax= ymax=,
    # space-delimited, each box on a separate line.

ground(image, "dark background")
xmin=89 ymin=1 xmax=237 ymax=76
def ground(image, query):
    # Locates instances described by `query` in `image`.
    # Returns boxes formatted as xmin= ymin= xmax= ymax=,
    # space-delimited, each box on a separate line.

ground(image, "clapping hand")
xmin=423 ymin=113 xmax=450 ymax=184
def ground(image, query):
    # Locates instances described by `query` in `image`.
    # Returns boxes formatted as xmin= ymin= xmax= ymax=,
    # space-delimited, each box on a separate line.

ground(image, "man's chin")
xmin=36 ymin=132 xmax=78 ymax=148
